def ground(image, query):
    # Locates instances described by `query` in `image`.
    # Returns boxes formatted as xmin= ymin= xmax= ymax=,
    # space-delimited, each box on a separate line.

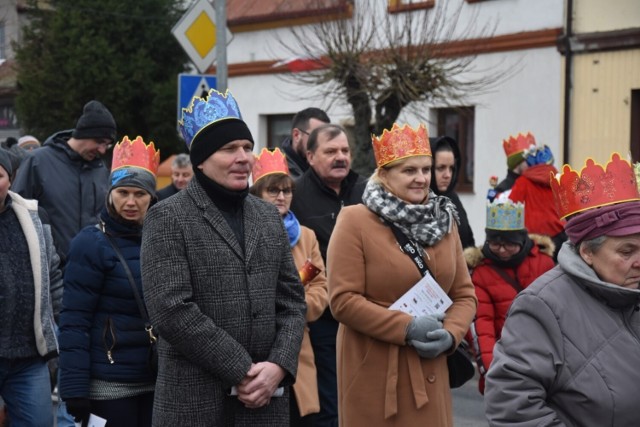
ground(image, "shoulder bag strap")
xmin=101 ymin=229 xmax=157 ymax=343
xmin=487 ymin=264 xmax=523 ymax=293
xmin=382 ymin=218 xmax=430 ymax=278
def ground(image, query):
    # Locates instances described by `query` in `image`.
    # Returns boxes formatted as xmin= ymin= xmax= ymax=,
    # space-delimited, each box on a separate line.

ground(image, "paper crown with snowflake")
xmin=550 ymin=152 xmax=640 ymax=219
xmin=252 ymin=148 xmax=289 ymax=184
xmin=179 ymin=88 xmax=254 ymax=166
xmin=486 ymin=200 xmax=525 ymax=231
xmin=503 ymin=132 xmax=536 ymax=170
xmin=371 ymin=123 xmax=431 ymax=168
xmin=110 ymin=136 xmax=160 ymax=196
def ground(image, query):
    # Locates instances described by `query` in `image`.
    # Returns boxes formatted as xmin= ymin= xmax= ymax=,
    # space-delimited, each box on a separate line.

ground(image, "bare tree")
xmin=276 ymin=0 xmax=512 ymax=175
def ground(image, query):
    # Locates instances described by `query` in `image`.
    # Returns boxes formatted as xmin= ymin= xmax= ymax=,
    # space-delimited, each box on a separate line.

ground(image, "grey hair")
xmin=578 ymin=235 xmax=607 ymax=254
xmin=172 ymin=153 xmax=191 ymax=169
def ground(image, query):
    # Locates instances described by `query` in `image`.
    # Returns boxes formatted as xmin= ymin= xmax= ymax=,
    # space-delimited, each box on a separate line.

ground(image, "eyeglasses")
xmin=95 ymin=139 xmax=114 ymax=149
xmin=296 ymin=128 xmax=310 ymax=136
xmin=266 ymin=187 xmax=293 ymax=197
xmin=488 ymin=241 xmax=520 ymax=251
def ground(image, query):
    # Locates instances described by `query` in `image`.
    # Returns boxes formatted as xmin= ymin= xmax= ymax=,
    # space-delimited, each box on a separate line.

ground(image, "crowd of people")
xmin=1 ymin=87 xmax=638 ymax=427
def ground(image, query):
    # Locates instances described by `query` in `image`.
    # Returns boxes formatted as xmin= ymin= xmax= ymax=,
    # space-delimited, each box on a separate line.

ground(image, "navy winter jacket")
xmin=58 ymin=209 xmax=154 ymax=399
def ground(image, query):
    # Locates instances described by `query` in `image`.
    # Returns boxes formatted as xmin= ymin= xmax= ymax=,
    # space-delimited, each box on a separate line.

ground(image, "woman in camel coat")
xmin=327 ymin=124 xmax=477 ymax=426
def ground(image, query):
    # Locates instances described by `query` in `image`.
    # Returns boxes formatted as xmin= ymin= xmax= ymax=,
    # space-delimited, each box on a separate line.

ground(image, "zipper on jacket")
xmin=102 ymin=317 xmax=117 ymax=364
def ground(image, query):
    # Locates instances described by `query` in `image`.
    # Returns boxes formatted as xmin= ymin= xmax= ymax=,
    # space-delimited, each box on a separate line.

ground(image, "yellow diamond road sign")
xmin=172 ymin=0 xmax=231 ymax=73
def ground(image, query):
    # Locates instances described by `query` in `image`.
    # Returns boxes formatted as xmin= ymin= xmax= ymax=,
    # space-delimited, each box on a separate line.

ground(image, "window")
xmin=266 ymin=114 xmax=294 ymax=149
xmin=437 ymin=107 xmax=475 ymax=192
xmin=0 ymin=22 xmax=5 ymax=60
xmin=631 ymin=89 xmax=640 ymax=162
xmin=387 ymin=0 xmax=434 ymax=13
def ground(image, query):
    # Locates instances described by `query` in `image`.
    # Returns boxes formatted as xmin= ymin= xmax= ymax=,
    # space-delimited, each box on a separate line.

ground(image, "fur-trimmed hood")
xmin=464 ymin=233 xmax=555 ymax=269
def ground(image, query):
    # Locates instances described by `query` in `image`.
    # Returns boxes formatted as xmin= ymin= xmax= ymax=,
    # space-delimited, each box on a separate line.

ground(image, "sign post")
xmin=177 ymin=74 xmax=217 ymax=129
xmin=172 ymin=0 xmax=231 ymax=74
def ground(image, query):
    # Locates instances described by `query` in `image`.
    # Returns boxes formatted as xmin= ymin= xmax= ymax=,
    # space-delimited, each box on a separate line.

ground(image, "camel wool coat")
xmin=327 ymin=204 xmax=477 ymax=427
xmin=291 ymin=225 xmax=329 ymax=417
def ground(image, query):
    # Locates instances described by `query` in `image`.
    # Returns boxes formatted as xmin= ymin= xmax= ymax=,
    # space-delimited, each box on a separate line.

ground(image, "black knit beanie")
xmin=485 ymin=228 xmax=529 ymax=246
xmin=0 ymin=148 xmax=12 ymax=177
xmin=189 ymin=119 xmax=254 ymax=167
xmin=72 ymin=100 xmax=117 ymax=142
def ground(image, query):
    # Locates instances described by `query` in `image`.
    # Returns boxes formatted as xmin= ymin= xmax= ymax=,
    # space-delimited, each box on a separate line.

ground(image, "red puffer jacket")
xmin=464 ymin=234 xmax=555 ymax=394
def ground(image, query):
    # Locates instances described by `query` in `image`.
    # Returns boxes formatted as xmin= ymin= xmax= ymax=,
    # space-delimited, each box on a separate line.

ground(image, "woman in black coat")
xmin=429 ymin=136 xmax=476 ymax=248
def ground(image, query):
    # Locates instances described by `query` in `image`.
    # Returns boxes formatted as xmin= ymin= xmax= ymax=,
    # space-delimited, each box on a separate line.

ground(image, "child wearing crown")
xmin=463 ymin=200 xmax=555 ymax=395
xmin=59 ymin=136 xmax=159 ymax=426
xmin=485 ymin=153 xmax=640 ymax=425
xmin=326 ymin=123 xmax=477 ymax=426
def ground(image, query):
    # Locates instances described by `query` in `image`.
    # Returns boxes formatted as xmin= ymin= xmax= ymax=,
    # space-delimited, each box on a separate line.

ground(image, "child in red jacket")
xmin=464 ymin=200 xmax=555 ymax=394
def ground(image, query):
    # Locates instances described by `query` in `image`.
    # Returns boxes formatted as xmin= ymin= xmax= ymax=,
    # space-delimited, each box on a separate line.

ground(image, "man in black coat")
xmin=280 ymin=107 xmax=330 ymax=179
xmin=290 ymin=123 xmax=366 ymax=427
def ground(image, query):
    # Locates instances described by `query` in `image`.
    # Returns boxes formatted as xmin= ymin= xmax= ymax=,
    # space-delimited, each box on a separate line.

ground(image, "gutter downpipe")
xmin=562 ymin=0 xmax=574 ymax=164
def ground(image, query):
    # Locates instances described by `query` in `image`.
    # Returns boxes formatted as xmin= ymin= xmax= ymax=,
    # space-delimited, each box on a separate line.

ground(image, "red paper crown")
xmin=550 ymin=152 xmax=640 ymax=219
xmin=371 ymin=123 xmax=431 ymax=168
xmin=252 ymin=148 xmax=289 ymax=183
xmin=503 ymin=132 xmax=535 ymax=158
xmin=112 ymin=136 xmax=160 ymax=176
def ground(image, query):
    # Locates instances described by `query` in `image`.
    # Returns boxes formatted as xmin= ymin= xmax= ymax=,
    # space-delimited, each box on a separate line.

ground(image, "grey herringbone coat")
xmin=141 ymin=178 xmax=306 ymax=426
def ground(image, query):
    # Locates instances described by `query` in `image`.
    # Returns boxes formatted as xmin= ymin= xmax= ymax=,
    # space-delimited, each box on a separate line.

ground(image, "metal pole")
xmin=215 ymin=0 xmax=228 ymax=92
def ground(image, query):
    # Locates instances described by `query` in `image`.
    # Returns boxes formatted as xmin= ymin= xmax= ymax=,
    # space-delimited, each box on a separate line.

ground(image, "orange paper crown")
xmin=371 ymin=123 xmax=431 ymax=168
xmin=111 ymin=136 xmax=160 ymax=176
xmin=503 ymin=132 xmax=535 ymax=158
xmin=550 ymin=153 xmax=640 ymax=219
xmin=252 ymin=148 xmax=289 ymax=184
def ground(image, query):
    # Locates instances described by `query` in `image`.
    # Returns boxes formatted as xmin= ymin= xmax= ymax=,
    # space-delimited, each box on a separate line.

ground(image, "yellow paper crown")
xmin=486 ymin=200 xmax=525 ymax=230
xmin=111 ymin=136 xmax=160 ymax=176
xmin=371 ymin=123 xmax=431 ymax=168
xmin=550 ymin=152 xmax=640 ymax=219
xmin=252 ymin=148 xmax=289 ymax=183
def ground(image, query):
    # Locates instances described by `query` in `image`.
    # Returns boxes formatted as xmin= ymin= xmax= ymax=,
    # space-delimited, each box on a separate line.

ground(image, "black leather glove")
xmin=65 ymin=397 xmax=91 ymax=426
xmin=406 ymin=313 xmax=445 ymax=343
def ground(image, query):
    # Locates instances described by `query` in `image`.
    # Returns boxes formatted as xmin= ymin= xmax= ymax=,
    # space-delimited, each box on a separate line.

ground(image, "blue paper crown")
xmin=486 ymin=200 xmax=525 ymax=230
xmin=524 ymin=144 xmax=554 ymax=167
xmin=179 ymin=88 xmax=243 ymax=149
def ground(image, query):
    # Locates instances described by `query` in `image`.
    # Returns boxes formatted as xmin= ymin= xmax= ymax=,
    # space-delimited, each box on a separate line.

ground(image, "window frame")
xmin=436 ymin=107 xmax=475 ymax=193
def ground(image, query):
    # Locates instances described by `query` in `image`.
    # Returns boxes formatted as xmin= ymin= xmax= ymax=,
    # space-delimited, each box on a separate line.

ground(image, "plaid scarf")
xmin=363 ymin=180 xmax=460 ymax=247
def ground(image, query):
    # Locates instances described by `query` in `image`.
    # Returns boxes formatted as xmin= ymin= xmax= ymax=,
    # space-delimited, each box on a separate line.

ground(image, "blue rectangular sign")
xmin=177 ymin=73 xmax=217 ymax=128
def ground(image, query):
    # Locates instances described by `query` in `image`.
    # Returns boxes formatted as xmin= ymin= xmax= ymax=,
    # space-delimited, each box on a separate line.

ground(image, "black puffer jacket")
xmin=429 ymin=136 xmax=475 ymax=249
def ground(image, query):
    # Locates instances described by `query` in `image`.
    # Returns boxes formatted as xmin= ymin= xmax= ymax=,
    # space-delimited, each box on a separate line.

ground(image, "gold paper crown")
xmin=503 ymin=132 xmax=535 ymax=158
xmin=252 ymin=148 xmax=289 ymax=183
xmin=550 ymin=152 xmax=640 ymax=219
xmin=371 ymin=123 xmax=431 ymax=168
xmin=111 ymin=136 xmax=160 ymax=176
xmin=486 ymin=200 xmax=525 ymax=230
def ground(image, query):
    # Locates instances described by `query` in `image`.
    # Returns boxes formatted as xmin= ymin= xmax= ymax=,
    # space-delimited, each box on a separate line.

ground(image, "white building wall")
xmin=223 ymin=0 xmax=564 ymax=241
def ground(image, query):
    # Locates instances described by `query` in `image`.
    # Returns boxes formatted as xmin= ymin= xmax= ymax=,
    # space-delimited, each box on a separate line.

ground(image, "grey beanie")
xmin=72 ymin=100 xmax=117 ymax=142
xmin=109 ymin=166 xmax=157 ymax=199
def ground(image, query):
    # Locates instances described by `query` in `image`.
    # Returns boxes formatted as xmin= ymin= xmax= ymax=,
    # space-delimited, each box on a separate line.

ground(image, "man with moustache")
xmin=290 ymin=123 xmax=366 ymax=427
xmin=141 ymin=89 xmax=306 ymax=426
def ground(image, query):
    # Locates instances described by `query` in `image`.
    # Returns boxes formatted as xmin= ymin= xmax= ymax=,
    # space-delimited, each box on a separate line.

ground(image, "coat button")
xmin=427 ymin=374 xmax=436 ymax=383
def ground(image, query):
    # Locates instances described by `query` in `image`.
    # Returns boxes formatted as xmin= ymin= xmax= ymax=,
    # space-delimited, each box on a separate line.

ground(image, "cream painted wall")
xmin=569 ymin=48 xmax=640 ymax=166
xmin=573 ymin=0 xmax=640 ymax=33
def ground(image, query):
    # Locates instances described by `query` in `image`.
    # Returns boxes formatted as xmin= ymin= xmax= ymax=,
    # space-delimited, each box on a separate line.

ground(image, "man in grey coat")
xmin=141 ymin=89 xmax=306 ymax=426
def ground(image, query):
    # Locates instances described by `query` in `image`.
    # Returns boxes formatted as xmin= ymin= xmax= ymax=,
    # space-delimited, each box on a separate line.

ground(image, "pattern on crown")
xmin=112 ymin=136 xmax=160 ymax=176
xmin=503 ymin=132 xmax=535 ymax=158
xmin=371 ymin=123 xmax=431 ymax=168
xmin=179 ymin=88 xmax=242 ymax=149
xmin=550 ymin=153 xmax=640 ymax=219
xmin=252 ymin=148 xmax=289 ymax=184
xmin=486 ymin=200 xmax=525 ymax=230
